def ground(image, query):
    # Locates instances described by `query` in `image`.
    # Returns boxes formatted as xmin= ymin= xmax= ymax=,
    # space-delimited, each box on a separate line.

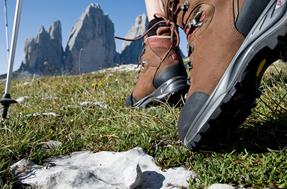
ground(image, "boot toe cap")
xmin=178 ymin=92 xmax=210 ymax=149
xmin=125 ymin=95 xmax=138 ymax=107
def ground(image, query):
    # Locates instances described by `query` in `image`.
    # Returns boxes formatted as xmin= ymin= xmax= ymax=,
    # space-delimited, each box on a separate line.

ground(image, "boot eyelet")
xmin=180 ymin=1 xmax=189 ymax=11
xmin=193 ymin=11 xmax=204 ymax=27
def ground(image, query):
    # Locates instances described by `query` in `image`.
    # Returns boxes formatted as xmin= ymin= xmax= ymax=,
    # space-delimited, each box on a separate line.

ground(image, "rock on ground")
xmin=39 ymin=140 xmax=62 ymax=151
xmin=208 ymin=184 xmax=249 ymax=189
xmin=97 ymin=64 xmax=139 ymax=73
xmin=11 ymin=147 xmax=196 ymax=189
xmin=16 ymin=96 xmax=30 ymax=104
xmin=208 ymin=184 xmax=236 ymax=189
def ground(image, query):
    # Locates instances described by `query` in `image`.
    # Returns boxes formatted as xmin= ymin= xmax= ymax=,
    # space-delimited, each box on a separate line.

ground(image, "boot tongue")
xmin=146 ymin=36 xmax=172 ymax=49
xmin=156 ymin=26 xmax=172 ymax=36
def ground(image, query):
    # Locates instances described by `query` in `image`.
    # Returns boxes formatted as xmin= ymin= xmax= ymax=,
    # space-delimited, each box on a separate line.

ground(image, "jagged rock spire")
xmin=19 ymin=21 xmax=64 ymax=75
xmin=65 ymin=3 xmax=116 ymax=74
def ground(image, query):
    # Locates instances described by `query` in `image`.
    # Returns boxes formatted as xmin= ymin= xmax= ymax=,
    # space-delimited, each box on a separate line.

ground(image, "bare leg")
xmin=145 ymin=0 xmax=165 ymax=21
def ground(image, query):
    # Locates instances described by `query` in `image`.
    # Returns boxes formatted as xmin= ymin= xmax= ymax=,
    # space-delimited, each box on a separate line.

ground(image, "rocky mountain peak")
xmin=19 ymin=20 xmax=64 ymax=75
xmin=49 ymin=20 xmax=62 ymax=41
xmin=65 ymin=3 xmax=116 ymax=73
xmin=121 ymin=14 xmax=148 ymax=52
xmin=120 ymin=14 xmax=148 ymax=64
xmin=86 ymin=3 xmax=101 ymax=13
xmin=17 ymin=4 xmax=147 ymax=75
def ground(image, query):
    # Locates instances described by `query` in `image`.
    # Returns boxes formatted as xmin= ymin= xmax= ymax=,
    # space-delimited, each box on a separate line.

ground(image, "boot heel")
xmin=134 ymin=76 xmax=188 ymax=107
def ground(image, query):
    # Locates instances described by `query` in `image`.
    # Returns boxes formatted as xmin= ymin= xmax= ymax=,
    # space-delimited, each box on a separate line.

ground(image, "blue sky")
xmin=0 ymin=0 xmax=187 ymax=75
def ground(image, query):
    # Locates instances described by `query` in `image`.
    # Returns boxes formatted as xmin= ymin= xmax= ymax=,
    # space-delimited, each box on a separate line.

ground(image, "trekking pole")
xmin=1 ymin=0 xmax=23 ymax=119
xmin=4 ymin=0 xmax=10 ymax=59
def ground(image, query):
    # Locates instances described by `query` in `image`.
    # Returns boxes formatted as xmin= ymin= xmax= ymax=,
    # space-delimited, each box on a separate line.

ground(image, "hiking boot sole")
xmin=133 ymin=76 xmax=188 ymax=108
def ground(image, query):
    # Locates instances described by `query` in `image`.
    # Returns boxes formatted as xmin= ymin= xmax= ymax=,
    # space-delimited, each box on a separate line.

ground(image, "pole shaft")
xmin=4 ymin=0 xmax=10 ymax=58
xmin=4 ymin=0 xmax=23 ymax=95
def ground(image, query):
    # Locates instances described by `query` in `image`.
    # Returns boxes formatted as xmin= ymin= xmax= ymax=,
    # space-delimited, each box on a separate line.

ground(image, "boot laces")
xmin=115 ymin=15 xmax=180 ymax=47
xmin=115 ymin=15 xmax=180 ymax=75
xmin=167 ymin=0 xmax=204 ymax=36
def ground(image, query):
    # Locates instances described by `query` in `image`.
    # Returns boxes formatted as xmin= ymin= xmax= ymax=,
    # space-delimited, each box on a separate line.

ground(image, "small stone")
xmin=16 ymin=96 xmax=29 ymax=104
xmin=22 ymin=82 xmax=31 ymax=86
xmin=79 ymin=101 xmax=107 ymax=109
xmin=41 ymin=112 xmax=59 ymax=117
xmin=40 ymin=140 xmax=62 ymax=151
xmin=26 ymin=112 xmax=59 ymax=117
xmin=208 ymin=184 xmax=236 ymax=189
xmin=10 ymin=159 xmax=42 ymax=178
xmin=164 ymin=167 xmax=197 ymax=188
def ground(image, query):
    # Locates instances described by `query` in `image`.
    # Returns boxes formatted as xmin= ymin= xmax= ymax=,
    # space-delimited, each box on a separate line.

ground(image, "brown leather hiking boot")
xmin=162 ymin=0 xmax=245 ymax=97
xmin=125 ymin=18 xmax=188 ymax=107
xmin=161 ymin=0 xmax=279 ymax=149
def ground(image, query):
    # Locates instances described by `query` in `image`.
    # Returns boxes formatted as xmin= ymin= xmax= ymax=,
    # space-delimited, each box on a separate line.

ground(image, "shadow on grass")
xmin=198 ymin=114 xmax=287 ymax=153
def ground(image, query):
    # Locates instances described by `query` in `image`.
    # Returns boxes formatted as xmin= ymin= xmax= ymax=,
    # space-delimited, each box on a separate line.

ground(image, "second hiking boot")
xmin=125 ymin=17 xmax=188 ymax=107
xmin=162 ymin=0 xmax=287 ymax=149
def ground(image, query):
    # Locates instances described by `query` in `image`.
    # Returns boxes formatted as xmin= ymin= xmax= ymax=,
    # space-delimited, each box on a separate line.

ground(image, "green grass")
xmin=0 ymin=63 xmax=286 ymax=189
